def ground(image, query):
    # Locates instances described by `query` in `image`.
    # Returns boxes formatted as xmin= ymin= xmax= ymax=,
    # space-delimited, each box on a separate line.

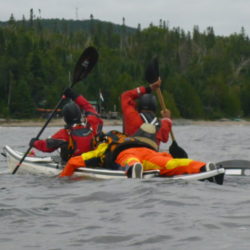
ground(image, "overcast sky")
xmin=1 ymin=0 xmax=249 ymax=36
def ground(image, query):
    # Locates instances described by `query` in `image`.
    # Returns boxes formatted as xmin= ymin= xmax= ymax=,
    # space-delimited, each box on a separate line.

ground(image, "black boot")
xmin=201 ymin=162 xmax=224 ymax=185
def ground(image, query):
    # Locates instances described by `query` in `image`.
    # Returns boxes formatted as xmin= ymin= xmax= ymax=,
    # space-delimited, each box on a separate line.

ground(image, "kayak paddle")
xmin=12 ymin=46 xmax=99 ymax=174
xmin=145 ymin=57 xmax=188 ymax=158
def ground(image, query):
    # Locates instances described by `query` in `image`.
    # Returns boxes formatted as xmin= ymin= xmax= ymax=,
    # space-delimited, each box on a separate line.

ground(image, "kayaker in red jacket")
xmin=59 ymin=123 xmax=224 ymax=185
xmin=121 ymin=78 xmax=172 ymax=149
xmin=29 ymin=88 xmax=103 ymax=162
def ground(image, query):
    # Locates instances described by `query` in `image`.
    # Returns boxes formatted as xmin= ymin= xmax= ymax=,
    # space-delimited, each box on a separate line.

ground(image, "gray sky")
xmin=1 ymin=0 xmax=249 ymax=36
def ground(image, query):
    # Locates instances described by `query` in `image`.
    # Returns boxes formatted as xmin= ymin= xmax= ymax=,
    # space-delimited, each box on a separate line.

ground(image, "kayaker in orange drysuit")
xmin=59 ymin=124 xmax=224 ymax=185
xmin=29 ymin=88 xmax=103 ymax=162
xmin=121 ymin=77 xmax=172 ymax=147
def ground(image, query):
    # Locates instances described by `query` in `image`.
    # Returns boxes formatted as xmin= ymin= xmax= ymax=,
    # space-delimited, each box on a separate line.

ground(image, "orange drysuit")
xmin=115 ymin=147 xmax=204 ymax=176
xmin=59 ymin=142 xmax=205 ymax=177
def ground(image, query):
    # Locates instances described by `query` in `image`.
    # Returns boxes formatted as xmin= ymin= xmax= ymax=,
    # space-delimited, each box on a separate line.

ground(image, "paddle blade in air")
xmin=72 ymin=46 xmax=99 ymax=84
xmin=145 ymin=57 xmax=159 ymax=83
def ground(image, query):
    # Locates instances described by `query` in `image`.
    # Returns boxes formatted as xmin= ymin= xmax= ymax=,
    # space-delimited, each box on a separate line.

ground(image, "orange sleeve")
xmin=121 ymin=86 xmax=147 ymax=136
xmin=75 ymin=95 xmax=103 ymax=136
xmin=75 ymin=95 xmax=97 ymax=114
xmin=156 ymin=118 xmax=172 ymax=144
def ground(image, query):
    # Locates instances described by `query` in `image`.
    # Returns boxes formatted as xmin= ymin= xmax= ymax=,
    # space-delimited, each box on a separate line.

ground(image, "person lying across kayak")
xmin=121 ymin=77 xmax=172 ymax=149
xmin=29 ymin=88 xmax=103 ymax=162
xmin=59 ymin=123 xmax=224 ymax=185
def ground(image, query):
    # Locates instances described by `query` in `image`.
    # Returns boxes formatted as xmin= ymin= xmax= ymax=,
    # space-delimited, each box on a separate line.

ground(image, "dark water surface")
xmin=1 ymin=124 xmax=250 ymax=250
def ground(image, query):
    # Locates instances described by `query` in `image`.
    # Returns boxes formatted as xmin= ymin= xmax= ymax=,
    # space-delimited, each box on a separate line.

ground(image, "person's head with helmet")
xmin=62 ymin=101 xmax=82 ymax=128
xmin=137 ymin=93 xmax=157 ymax=113
xmin=137 ymin=92 xmax=158 ymax=125
xmin=137 ymin=78 xmax=171 ymax=125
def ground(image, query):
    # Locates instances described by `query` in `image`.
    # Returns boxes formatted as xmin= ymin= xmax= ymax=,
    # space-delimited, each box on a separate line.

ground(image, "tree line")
xmin=1 ymin=13 xmax=250 ymax=120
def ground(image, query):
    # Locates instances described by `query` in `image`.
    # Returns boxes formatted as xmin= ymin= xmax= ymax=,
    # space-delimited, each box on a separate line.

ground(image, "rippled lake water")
xmin=1 ymin=124 xmax=250 ymax=250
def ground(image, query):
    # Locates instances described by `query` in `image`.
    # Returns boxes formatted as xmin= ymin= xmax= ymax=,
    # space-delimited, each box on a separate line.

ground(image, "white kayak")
xmin=2 ymin=145 xmax=225 ymax=181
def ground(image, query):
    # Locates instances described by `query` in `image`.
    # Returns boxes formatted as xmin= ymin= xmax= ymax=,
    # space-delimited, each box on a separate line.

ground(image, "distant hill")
xmin=0 ymin=18 xmax=137 ymax=34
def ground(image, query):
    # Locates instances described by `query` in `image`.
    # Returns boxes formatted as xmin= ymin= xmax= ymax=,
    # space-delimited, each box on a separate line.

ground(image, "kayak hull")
xmin=2 ymin=145 xmax=225 ymax=181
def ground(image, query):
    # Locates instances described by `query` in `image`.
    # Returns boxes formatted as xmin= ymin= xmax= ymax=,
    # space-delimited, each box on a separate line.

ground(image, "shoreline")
xmin=0 ymin=118 xmax=250 ymax=127
xmin=0 ymin=118 xmax=123 ymax=127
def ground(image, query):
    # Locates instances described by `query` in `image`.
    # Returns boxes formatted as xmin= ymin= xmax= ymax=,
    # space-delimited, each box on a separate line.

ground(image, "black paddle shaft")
xmin=12 ymin=47 xmax=99 ymax=174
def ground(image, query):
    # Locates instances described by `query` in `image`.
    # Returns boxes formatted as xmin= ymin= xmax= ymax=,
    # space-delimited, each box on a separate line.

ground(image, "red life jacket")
xmin=61 ymin=125 xmax=95 ymax=161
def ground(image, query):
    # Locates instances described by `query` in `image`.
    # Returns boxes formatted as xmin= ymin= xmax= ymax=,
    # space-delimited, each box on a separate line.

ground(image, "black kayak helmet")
xmin=137 ymin=94 xmax=157 ymax=112
xmin=62 ymin=102 xmax=81 ymax=126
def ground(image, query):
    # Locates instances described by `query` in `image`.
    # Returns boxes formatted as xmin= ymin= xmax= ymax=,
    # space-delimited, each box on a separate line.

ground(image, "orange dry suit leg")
xmin=59 ymin=156 xmax=86 ymax=177
xmin=115 ymin=147 xmax=205 ymax=176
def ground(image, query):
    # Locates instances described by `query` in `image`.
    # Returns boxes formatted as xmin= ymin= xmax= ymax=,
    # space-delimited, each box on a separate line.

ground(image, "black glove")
xmin=63 ymin=88 xmax=79 ymax=100
xmin=29 ymin=138 xmax=38 ymax=147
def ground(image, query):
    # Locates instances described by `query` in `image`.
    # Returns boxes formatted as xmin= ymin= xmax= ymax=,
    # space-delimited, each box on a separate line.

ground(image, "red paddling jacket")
xmin=121 ymin=86 xmax=172 ymax=146
xmin=33 ymin=95 xmax=103 ymax=161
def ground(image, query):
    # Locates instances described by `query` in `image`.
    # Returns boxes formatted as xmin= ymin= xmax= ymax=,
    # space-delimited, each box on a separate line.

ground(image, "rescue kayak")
xmin=2 ymin=145 xmax=225 ymax=181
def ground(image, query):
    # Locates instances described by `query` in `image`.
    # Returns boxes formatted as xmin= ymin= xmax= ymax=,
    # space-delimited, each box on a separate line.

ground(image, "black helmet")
xmin=62 ymin=102 xmax=81 ymax=126
xmin=138 ymin=94 xmax=157 ymax=112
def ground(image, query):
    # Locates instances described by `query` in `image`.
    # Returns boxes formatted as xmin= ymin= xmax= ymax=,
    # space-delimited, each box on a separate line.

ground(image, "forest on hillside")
xmin=1 ymin=11 xmax=250 ymax=120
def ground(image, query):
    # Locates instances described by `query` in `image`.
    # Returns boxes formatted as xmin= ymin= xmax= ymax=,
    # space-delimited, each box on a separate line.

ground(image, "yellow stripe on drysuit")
xmin=142 ymin=158 xmax=193 ymax=171
xmin=166 ymin=158 xmax=193 ymax=169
